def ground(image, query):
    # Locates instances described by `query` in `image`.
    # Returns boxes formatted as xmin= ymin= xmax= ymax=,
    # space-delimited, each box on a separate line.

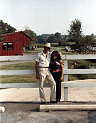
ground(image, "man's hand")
xmin=36 ymin=74 xmax=40 ymax=79
xmin=35 ymin=61 xmax=39 ymax=79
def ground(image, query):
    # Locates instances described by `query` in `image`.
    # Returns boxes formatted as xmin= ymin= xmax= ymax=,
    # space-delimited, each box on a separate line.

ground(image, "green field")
xmin=0 ymin=62 xmax=37 ymax=83
xmin=0 ymin=62 xmax=35 ymax=70
xmin=23 ymin=47 xmax=78 ymax=55
xmin=0 ymin=75 xmax=38 ymax=83
xmin=0 ymin=47 xmax=96 ymax=83
xmin=0 ymin=61 xmax=78 ymax=83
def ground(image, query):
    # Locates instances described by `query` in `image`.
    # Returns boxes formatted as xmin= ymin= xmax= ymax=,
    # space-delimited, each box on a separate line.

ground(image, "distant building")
xmin=0 ymin=31 xmax=32 ymax=56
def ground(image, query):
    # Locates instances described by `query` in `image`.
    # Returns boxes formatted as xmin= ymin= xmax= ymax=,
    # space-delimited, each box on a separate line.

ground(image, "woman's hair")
xmin=51 ymin=51 xmax=62 ymax=62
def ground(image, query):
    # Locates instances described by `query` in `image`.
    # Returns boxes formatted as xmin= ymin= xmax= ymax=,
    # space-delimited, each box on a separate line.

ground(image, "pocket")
xmin=39 ymin=68 xmax=45 ymax=76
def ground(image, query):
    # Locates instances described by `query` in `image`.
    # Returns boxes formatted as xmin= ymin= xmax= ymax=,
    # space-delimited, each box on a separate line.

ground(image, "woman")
xmin=49 ymin=51 xmax=64 ymax=103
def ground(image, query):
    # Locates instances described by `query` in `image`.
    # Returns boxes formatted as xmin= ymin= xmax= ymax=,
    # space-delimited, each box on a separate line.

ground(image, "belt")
xmin=39 ymin=67 xmax=49 ymax=68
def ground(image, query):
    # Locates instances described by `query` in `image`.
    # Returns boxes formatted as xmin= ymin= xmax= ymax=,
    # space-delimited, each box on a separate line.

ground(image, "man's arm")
xmin=35 ymin=61 xmax=39 ymax=79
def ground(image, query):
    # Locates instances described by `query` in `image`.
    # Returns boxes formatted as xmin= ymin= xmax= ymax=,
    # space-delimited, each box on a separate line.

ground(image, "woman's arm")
xmin=60 ymin=60 xmax=64 ymax=81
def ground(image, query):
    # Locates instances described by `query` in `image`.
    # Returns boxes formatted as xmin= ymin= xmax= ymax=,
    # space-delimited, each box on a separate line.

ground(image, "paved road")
xmin=0 ymin=109 xmax=96 ymax=123
xmin=0 ymin=102 xmax=96 ymax=123
xmin=0 ymin=111 xmax=89 ymax=123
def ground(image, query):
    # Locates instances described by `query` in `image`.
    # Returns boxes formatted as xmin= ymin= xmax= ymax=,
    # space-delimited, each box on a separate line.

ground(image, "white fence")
xmin=0 ymin=54 xmax=96 ymax=101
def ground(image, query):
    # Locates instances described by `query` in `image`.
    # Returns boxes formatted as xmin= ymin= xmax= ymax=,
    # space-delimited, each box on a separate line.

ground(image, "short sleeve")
xmin=59 ymin=59 xmax=64 ymax=65
xmin=36 ymin=53 xmax=40 ymax=62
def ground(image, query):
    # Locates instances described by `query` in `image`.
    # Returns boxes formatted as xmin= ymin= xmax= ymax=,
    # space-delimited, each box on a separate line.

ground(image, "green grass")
xmin=68 ymin=75 xmax=78 ymax=81
xmin=23 ymin=48 xmax=43 ymax=54
xmin=0 ymin=47 xmax=96 ymax=83
xmin=23 ymin=47 xmax=78 ymax=55
xmin=0 ymin=62 xmax=37 ymax=83
xmin=0 ymin=62 xmax=35 ymax=70
xmin=0 ymin=75 xmax=38 ymax=83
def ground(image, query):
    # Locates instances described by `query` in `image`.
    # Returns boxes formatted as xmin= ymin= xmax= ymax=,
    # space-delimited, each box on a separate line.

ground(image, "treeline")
xmin=0 ymin=20 xmax=37 ymax=45
xmin=37 ymin=19 xmax=96 ymax=54
xmin=1 ymin=19 xmax=96 ymax=54
xmin=37 ymin=33 xmax=68 ymax=46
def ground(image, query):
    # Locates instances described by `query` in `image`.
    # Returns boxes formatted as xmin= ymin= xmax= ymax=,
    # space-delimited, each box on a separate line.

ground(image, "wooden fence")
xmin=0 ymin=54 xmax=96 ymax=101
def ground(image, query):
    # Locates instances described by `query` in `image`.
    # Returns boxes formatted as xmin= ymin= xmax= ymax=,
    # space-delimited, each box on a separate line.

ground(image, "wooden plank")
xmin=1 ymin=81 xmax=96 ymax=89
xmin=61 ymin=82 xmax=96 ymax=88
xmin=0 ymin=55 xmax=37 ymax=61
xmin=64 ymin=55 xmax=96 ymax=60
xmin=40 ymin=105 xmax=96 ymax=111
xmin=0 ymin=54 xmax=96 ymax=61
xmin=0 ymin=69 xmax=95 ymax=76
xmin=64 ymin=69 xmax=96 ymax=74
xmin=64 ymin=60 xmax=68 ymax=101
xmin=0 ymin=70 xmax=35 ymax=75
xmin=0 ymin=83 xmax=50 ymax=88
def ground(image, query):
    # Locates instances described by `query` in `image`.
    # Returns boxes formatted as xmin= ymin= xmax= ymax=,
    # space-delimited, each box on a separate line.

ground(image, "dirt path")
xmin=1 ymin=86 xmax=96 ymax=102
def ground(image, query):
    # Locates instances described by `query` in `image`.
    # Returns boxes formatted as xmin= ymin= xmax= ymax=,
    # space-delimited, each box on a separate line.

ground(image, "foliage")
xmin=0 ymin=20 xmax=16 ymax=34
xmin=68 ymin=19 xmax=82 ymax=53
xmin=23 ymin=27 xmax=37 ymax=46
xmin=37 ymin=32 xmax=67 ymax=45
xmin=69 ymin=60 xmax=90 ymax=69
xmin=37 ymin=34 xmax=49 ymax=44
xmin=68 ymin=59 xmax=96 ymax=80
xmin=68 ymin=19 xmax=96 ymax=53
xmin=80 ymin=34 xmax=94 ymax=52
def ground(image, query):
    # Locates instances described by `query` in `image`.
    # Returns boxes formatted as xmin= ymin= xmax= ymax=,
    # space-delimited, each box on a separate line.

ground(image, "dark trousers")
xmin=52 ymin=72 xmax=61 ymax=102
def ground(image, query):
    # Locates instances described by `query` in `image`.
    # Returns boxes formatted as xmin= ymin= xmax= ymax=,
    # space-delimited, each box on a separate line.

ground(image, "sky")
xmin=0 ymin=0 xmax=96 ymax=35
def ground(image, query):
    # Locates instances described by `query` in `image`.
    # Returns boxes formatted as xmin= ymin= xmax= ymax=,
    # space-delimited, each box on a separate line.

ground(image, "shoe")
xmin=50 ymin=101 xmax=56 ymax=103
xmin=56 ymin=99 xmax=60 ymax=104
xmin=57 ymin=101 xmax=60 ymax=104
xmin=41 ymin=101 xmax=46 ymax=104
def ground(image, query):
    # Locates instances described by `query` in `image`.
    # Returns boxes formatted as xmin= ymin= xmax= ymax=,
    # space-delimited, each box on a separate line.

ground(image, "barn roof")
xmin=1 ymin=31 xmax=33 ymax=41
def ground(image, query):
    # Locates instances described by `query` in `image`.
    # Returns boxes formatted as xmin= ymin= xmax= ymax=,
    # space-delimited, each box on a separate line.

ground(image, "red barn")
xmin=0 ymin=31 xmax=32 ymax=56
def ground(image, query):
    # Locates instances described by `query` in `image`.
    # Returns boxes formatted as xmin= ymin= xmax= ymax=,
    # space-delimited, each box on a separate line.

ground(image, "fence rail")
xmin=0 ymin=54 xmax=96 ymax=61
xmin=0 ymin=54 xmax=96 ymax=101
xmin=0 ymin=69 xmax=96 ymax=75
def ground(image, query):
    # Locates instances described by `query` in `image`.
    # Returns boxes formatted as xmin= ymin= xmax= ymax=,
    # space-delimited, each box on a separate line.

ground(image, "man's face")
xmin=44 ymin=46 xmax=50 ymax=53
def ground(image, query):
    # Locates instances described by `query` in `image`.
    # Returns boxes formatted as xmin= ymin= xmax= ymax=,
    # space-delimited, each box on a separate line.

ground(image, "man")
xmin=35 ymin=43 xmax=56 ymax=103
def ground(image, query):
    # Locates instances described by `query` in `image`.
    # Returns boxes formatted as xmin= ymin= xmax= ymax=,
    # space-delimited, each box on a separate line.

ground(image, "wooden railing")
xmin=0 ymin=54 xmax=96 ymax=101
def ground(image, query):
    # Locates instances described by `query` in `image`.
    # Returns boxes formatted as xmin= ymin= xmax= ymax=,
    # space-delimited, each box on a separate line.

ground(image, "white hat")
xmin=44 ymin=43 xmax=51 ymax=48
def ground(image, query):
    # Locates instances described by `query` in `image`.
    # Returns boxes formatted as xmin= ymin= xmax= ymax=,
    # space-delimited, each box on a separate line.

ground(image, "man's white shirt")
xmin=36 ymin=51 xmax=51 ymax=67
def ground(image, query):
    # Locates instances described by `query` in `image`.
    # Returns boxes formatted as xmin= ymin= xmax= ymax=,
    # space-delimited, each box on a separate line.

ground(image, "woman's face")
xmin=53 ymin=54 xmax=57 ymax=60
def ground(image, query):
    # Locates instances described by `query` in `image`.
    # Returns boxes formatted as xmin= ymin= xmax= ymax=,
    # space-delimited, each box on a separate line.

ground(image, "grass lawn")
xmin=0 ymin=62 xmax=37 ymax=83
xmin=0 ymin=61 xmax=78 ymax=83
xmin=0 ymin=75 xmax=38 ymax=83
xmin=0 ymin=47 xmax=95 ymax=83
xmin=23 ymin=47 xmax=78 ymax=55
xmin=0 ymin=62 xmax=35 ymax=70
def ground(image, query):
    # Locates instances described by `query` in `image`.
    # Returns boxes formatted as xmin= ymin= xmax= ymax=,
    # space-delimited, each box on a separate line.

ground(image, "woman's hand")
xmin=60 ymin=76 xmax=63 ymax=81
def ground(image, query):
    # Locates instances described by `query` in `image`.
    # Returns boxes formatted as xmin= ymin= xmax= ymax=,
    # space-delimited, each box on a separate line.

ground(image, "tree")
xmin=0 ymin=34 xmax=4 ymax=42
xmin=23 ymin=27 xmax=37 ymax=47
xmin=37 ymin=34 xmax=48 ymax=44
xmin=46 ymin=35 xmax=57 ymax=43
xmin=55 ymin=32 xmax=62 ymax=45
xmin=0 ymin=20 xmax=16 ymax=34
xmin=68 ymin=19 xmax=82 ymax=53
xmin=0 ymin=29 xmax=4 ymax=42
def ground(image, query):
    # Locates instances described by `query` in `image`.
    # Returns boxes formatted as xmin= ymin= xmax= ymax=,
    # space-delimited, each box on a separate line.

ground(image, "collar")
xmin=42 ymin=51 xmax=50 ymax=57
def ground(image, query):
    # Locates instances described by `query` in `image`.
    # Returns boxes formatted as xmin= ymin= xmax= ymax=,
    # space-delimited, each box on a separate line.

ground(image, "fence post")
xmin=64 ymin=58 xmax=68 ymax=101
